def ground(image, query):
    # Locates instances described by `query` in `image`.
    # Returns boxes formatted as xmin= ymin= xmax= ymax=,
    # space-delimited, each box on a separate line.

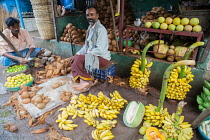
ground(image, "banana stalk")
xmin=179 ymin=42 xmax=204 ymax=78
xmin=156 ymin=60 xmax=196 ymax=112
xmin=141 ymin=40 xmax=164 ymax=72
xmin=174 ymin=101 xmax=187 ymax=128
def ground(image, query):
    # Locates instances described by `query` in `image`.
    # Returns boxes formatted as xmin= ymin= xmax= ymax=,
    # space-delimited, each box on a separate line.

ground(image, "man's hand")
xmin=17 ymin=57 xmax=28 ymax=64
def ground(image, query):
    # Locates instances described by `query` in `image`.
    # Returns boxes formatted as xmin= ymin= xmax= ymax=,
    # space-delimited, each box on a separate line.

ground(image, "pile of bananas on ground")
xmin=56 ymin=91 xmax=128 ymax=140
xmin=129 ymin=58 xmax=153 ymax=89
xmin=197 ymin=80 xmax=210 ymax=111
xmin=143 ymin=104 xmax=169 ymax=127
xmin=166 ymin=66 xmax=194 ymax=100
xmin=162 ymin=113 xmax=193 ymax=140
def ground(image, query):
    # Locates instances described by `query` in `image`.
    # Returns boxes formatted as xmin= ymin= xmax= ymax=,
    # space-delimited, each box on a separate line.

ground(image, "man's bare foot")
xmin=73 ymin=81 xmax=89 ymax=91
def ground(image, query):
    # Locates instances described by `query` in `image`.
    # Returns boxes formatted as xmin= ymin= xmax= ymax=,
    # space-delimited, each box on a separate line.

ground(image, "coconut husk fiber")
xmin=46 ymin=81 xmax=201 ymax=140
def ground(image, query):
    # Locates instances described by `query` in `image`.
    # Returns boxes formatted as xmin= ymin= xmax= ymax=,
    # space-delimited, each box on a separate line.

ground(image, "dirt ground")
xmin=0 ymin=65 xmax=203 ymax=140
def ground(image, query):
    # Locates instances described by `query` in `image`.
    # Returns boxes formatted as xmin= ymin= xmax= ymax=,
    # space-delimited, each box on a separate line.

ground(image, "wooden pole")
xmin=109 ymin=0 xmax=119 ymax=53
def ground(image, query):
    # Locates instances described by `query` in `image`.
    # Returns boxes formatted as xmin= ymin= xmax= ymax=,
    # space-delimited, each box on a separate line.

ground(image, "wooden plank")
xmin=200 ymin=38 xmax=210 ymax=62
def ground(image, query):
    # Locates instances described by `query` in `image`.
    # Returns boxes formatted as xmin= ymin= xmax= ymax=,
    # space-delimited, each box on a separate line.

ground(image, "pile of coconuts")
xmin=18 ymin=85 xmax=51 ymax=109
xmin=95 ymin=0 xmax=134 ymax=29
xmin=60 ymin=23 xmax=86 ymax=44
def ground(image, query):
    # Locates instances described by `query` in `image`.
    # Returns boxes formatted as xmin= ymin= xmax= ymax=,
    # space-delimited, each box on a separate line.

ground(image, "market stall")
xmin=1 ymin=0 xmax=210 ymax=140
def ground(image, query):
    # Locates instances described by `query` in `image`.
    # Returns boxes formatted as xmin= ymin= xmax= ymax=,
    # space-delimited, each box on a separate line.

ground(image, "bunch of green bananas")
xmin=197 ymin=80 xmax=210 ymax=111
xmin=92 ymin=129 xmax=115 ymax=140
xmin=162 ymin=113 xmax=193 ymax=140
xmin=143 ymin=104 xmax=169 ymax=127
xmin=166 ymin=66 xmax=194 ymax=100
xmin=129 ymin=58 xmax=153 ymax=89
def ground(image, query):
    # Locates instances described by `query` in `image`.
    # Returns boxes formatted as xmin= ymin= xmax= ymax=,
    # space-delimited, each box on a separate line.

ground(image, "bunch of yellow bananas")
xmin=92 ymin=129 xmax=115 ymax=140
xmin=129 ymin=59 xmax=153 ymax=89
xmin=166 ymin=66 xmax=194 ymax=100
xmin=143 ymin=104 xmax=169 ymax=127
xmin=162 ymin=113 xmax=193 ymax=140
xmin=96 ymin=120 xmax=117 ymax=130
xmin=56 ymin=90 xmax=127 ymax=139
xmin=56 ymin=111 xmax=78 ymax=130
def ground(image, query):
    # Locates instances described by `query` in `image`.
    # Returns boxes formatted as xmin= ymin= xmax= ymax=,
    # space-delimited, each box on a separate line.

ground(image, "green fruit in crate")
xmin=6 ymin=64 xmax=27 ymax=73
xmin=168 ymin=24 xmax=176 ymax=31
xmin=4 ymin=73 xmax=33 ymax=88
xmin=123 ymin=101 xmax=145 ymax=128
xmin=204 ymin=80 xmax=210 ymax=89
xmin=152 ymin=22 xmax=160 ymax=29
xmin=176 ymin=25 xmax=184 ymax=31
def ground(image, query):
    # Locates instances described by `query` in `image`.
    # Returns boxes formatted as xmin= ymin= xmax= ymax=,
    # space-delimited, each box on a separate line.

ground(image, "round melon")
xmin=160 ymin=23 xmax=168 ymax=30
xmin=193 ymin=25 xmax=202 ymax=32
xmin=123 ymin=101 xmax=145 ymax=128
xmin=176 ymin=25 xmax=184 ymax=31
xmin=181 ymin=18 xmax=189 ymax=25
xmin=152 ymin=22 xmax=160 ymax=29
xmin=153 ymin=43 xmax=169 ymax=59
xmin=165 ymin=17 xmax=173 ymax=24
xmin=190 ymin=18 xmax=199 ymax=26
xmin=158 ymin=17 xmax=165 ymax=23
xmin=145 ymin=22 xmax=152 ymax=28
xmin=184 ymin=25 xmax=193 ymax=32
xmin=168 ymin=24 xmax=176 ymax=31
xmin=173 ymin=18 xmax=181 ymax=25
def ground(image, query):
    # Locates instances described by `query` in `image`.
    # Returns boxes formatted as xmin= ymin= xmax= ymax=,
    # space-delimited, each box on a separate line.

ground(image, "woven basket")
xmin=30 ymin=0 xmax=55 ymax=39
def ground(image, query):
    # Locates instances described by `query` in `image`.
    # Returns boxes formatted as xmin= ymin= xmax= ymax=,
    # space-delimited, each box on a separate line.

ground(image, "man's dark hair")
xmin=86 ymin=6 xmax=98 ymax=13
xmin=5 ymin=17 xmax=20 ymax=27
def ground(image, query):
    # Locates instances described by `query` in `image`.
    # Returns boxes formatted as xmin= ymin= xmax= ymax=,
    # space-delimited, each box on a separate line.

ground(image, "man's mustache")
xmin=88 ymin=18 xmax=95 ymax=22
xmin=14 ymin=30 xmax=19 ymax=33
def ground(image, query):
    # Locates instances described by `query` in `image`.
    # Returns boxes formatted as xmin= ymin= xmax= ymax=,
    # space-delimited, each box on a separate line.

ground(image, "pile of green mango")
xmin=197 ymin=80 xmax=210 ymax=111
xmin=6 ymin=64 xmax=27 ymax=73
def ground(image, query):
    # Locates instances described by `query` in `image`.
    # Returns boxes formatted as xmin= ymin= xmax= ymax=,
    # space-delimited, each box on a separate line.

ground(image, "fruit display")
xmin=56 ymin=91 xmax=127 ymax=140
xmin=4 ymin=73 xmax=33 ymax=88
xmin=153 ymin=43 xmax=169 ymax=59
xmin=123 ymin=101 xmax=145 ymax=128
xmin=35 ymin=56 xmax=71 ymax=84
xmin=141 ymin=7 xmax=178 ymax=24
xmin=6 ymin=64 xmax=27 ymax=73
xmin=129 ymin=40 xmax=164 ymax=89
xmin=197 ymin=80 xmax=210 ymax=111
xmin=60 ymin=23 xmax=86 ymax=44
xmin=143 ymin=104 xmax=169 ymax=127
xmin=162 ymin=101 xmax=194 ymax=140
xmin=145 ymin=16 xmax=202 ymax=32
